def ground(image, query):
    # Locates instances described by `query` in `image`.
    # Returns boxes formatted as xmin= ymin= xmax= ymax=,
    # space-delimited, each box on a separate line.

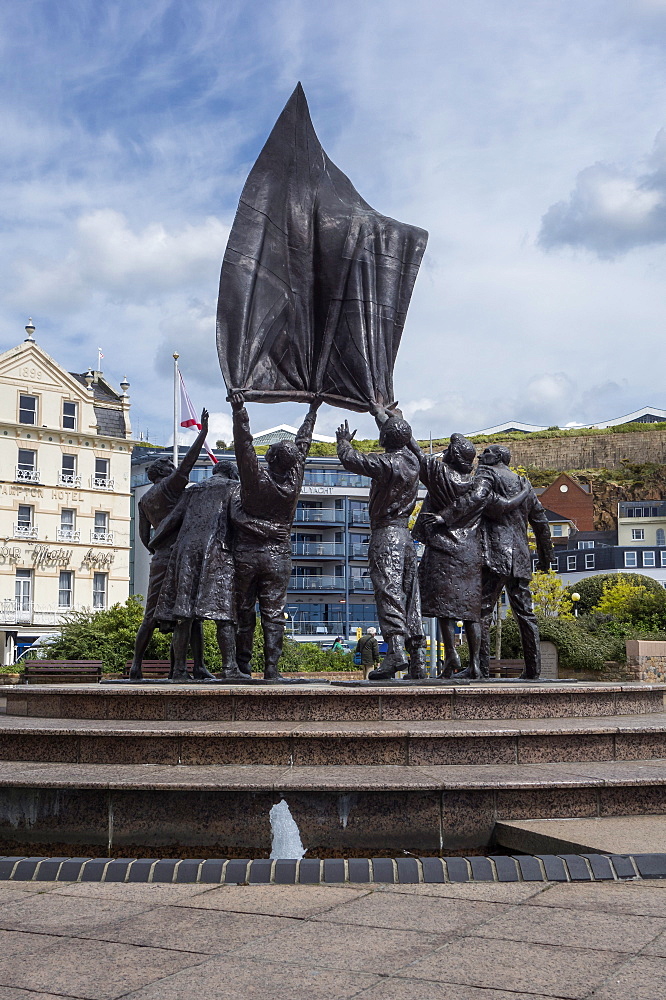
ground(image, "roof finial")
xmin=24 ymin=318 xmax=35 ymax=342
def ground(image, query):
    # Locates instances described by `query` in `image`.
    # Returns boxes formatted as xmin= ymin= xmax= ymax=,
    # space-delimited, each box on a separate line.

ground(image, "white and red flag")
xmin=178 ymin=370 xmax=217 ymax=464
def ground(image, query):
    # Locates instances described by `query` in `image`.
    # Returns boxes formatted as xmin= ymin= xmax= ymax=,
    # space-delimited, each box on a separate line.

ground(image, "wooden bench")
xmin=123 ymin=660 xmax=195 ymax=680
xmin=489 ymin=658 xmax=525 ymax=679
xmin=20 ymin=660 xmax=103 ymax=684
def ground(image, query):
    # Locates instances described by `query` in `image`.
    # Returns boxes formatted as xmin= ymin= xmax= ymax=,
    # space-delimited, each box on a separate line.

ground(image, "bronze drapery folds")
xmin=216 ymin=84 xmax=428 ymax=412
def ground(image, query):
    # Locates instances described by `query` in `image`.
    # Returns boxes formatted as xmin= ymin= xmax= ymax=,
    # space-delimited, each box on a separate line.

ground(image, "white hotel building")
xmin=0 ymin=322 xmax=134 ymax=663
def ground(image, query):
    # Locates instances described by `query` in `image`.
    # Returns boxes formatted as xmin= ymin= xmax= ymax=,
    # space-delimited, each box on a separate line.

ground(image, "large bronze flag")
xmin=216 ymin=84 xmax=428 ymax=412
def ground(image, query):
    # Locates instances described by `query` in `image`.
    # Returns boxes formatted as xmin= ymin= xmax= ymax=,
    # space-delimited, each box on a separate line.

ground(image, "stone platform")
xmin=0 ymin=681 xmax=664 ymax=855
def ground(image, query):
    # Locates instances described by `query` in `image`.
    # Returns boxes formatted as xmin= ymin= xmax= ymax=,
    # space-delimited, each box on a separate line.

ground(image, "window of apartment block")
xmin=643 ymin=551 xmax=656 ymax=567
xmin=15 ymin=569 xmax=32 ymax=610
xmin=58 ymin=571 xmax=73 ymax=608
xmin=657 ymin=529 xmax=665 ymax=547
xmin=585 ymin=553 xmax=595 ymax=569
xmin=62 ymin=400 xmax=77 ymax=430
xmin=17 ymin=449 xmax=36 ymax=473
xmin=17 ymin=505 xmax=33 ymax=527
xmin=18 ymin=394 xmax=37 ymax=425
xmin=567 ymin=556 xmax=576 ymax=571
xmin=93 ymin=573 xmax=107 ymax=609
xmin=552 ymin=524 xmax=563 ymax=536
xmin=632 ymin=528 xmax=645 ymax=540
xmin=624 ymin=551 xmax=638 ymax=567
xmin=550 ymin=559 xmax=559 ymax=571
xmin=578 ymin=541 xmax=594 ymax=550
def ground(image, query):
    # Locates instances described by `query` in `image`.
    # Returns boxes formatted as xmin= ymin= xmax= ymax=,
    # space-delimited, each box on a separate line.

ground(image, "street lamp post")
xmin=571 ymin=592 xmax=581 ymax=617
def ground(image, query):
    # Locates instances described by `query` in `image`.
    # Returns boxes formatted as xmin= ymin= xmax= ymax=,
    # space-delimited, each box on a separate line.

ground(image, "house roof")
xmin=251 ymin=423 xmax=336 ymax=446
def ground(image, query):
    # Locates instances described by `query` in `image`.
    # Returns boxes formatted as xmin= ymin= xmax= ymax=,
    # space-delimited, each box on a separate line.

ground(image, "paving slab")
xmin=495 ymin=814 xmax=666 ymax=854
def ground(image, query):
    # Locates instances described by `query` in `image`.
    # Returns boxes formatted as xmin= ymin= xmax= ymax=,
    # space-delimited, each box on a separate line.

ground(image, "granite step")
xmin=0 ymin=759 xmax=665 ymax=855
xmin=3 ymin=681 xmax=664 ymax=723
xmin=494 ymin=815 xmax=666 ymax=856
xmin=0 ymin=713 xmax=666 ymax=765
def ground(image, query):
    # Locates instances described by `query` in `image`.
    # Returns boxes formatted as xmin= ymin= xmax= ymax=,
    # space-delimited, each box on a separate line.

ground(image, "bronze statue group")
xmin=130 ymin=395 xmax=553 ymax=684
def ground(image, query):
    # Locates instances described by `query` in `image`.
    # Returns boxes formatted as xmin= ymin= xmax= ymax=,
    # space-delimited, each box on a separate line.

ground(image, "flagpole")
xmin=173 ymin=352 xmax=179 ymax=468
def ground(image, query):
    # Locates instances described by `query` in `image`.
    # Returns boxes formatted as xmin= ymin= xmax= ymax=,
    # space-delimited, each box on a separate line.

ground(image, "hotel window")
xmin=552 ymin=524 xmax=563 ymax=536
xmin=94 ymin=511 xmax=109 ymax=532
xmin=94 ymin=457 xmax=110 ymax=486
xmin=17 ymin=448 xmax=37 ymax=474
xmin=17 ymin=505 xmax=33 ymax=529
xmin=643 ymin=551 xmax=656 ymax=567
xmin=58 ymin=571 xmax=73 ymax=608
xmin=62 ymin=400 xmax=77 ymax=430
xmin=567 ymin=556 xmax=577 ymax=571
xmin=632 ymin=528 xmax=645 ymax=541
xmin=585 ymin=553 xmax=595 ymax=569
xmin=624 ymin=551 xmax=638 ymax=567
xmin=15 ymin=569 xmax=32 ymax=611
xmin=578 ymin=541 xmax=594 ymax=549
xmin=93 ymin=573 xmax=107 ymax=609
xmin=18 ymin=394 xmax=37 ymax=425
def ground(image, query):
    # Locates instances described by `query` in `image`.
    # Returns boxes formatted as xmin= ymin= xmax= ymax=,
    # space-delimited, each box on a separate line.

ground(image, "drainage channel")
xmin=0 ymin=854 xmax=665 ymax=884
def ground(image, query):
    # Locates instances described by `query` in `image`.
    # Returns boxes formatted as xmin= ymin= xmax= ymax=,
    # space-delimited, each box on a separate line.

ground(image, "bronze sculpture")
xmin=229 ymin=391 xmax=320 ymax=681
xmin=336 ymin=404 xmax=426 ymax=679
xmin=128 ymin=412 xmax=210 ymax=681
xmin=150 ymin=461 xmax=243 ymax=682
xmin=412 ymin=435 xmax=531 ymax=679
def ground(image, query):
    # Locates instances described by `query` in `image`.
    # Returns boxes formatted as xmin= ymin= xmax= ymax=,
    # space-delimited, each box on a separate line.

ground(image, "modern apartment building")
xmin=0 ymin=322 xmax=134 ymax=662
xmin=131 ymin=446 xmax=427 ymax=641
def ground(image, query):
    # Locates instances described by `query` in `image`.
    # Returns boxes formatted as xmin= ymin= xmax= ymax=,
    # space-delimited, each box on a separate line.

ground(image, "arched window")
xmin=657 ymin=528 xmax=665 ymax=547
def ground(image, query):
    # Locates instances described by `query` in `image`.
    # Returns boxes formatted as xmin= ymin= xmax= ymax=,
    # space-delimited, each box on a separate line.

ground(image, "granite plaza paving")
xmin=0 ymin=876 xmax=665 ymax=998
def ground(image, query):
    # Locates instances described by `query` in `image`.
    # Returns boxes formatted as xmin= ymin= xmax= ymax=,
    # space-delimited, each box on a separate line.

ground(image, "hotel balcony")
xmin=15 ymin=467 xmax=40 ymax=484
xmin=349 ymin=577 xmax=374 ymax=592
xmin=13 ymin=523 xmax=38 ymax=540
xmin=90 ymin=530 xmax=114 ymax=544
xmin=291 ymin=541 xmax=344 ymax=558
xmin=58 ymin=473 xmax=82 ymax=488
xmin=90 ymin=476 xmax=115 ymax=491
xmin=294 ymin=508 xmax=344 ymax=524
xmin=349 ymin=542 xmax=369 ymax=559
xmin=349 ymin=509 xmax=370 ymax=525
xmin=0 ymin=601 xmax=87 ymax=627
xmin=288 ymin=575 xmax=345 ymax=591
xmin=56 ymin=528 xmax=81 ymax=543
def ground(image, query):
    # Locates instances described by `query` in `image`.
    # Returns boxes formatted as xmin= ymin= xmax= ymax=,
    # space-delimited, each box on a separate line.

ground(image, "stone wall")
xmin=483 ymin=429 xmax=666 ymax=471
xmin=625 ymin=639 xmax=666 ymax=683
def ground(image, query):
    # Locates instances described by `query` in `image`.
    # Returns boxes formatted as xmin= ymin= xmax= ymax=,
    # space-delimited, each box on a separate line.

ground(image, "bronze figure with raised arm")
xmin=129 ymin=410 xmax=211 ymax=681
xmin=411 ymin=435 xmax=530 ymax=680
xmin=229 ymin=390 xmax=321 ymax=681
xmin=336 ymin=403 xmax=426 ymax=680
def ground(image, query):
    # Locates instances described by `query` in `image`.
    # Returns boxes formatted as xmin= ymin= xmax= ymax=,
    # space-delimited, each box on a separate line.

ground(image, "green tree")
xmin=593 ymin=578 xmax=666 ymax=630
xmin=529 ymin=570 xmax=574 ymax=618
xmin=567 ymin=573 xmax=666 ymax=614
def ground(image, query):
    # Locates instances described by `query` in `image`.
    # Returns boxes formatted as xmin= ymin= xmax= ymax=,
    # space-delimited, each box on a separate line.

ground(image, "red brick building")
xmin=536 ymin=473 xmax=594 ymax=532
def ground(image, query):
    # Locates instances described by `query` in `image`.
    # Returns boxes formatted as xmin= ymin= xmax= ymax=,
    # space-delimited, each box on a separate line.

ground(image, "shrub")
xmin=566 ymin=573 xmax=665 ymax=614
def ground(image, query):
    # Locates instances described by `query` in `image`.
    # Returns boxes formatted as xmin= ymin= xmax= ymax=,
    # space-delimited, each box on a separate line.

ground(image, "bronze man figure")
xmin=229 ymin=390 xmax=321 ymax=681
xmin=336 ymin=404 xmax=426 ymax=680
xmin=150 ymin=461 xmax=242 ymax=682
xmin=129 ymin=411 xmax=210 ymax=681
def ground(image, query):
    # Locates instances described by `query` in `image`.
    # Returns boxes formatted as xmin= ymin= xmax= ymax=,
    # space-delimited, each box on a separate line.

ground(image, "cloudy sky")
xmin=2 ymin=0 xmax=666 ymax=444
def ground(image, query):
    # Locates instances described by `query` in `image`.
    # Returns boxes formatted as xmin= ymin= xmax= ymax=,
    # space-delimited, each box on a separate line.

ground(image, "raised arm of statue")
xmin=230 ymin=391 xmax=261 ymax=492
xmin=295 ymin=398 xmax=321 ymax=458
xmin=178 ymin=409 xmax=210 ymax=480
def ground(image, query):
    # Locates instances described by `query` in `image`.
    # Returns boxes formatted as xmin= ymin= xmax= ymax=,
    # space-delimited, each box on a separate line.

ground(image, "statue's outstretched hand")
xmin=200 ymin=408 xmax=209 ymax=431
xmin=336 ymin=420 xmax=356 ymax=443
xmin=228 ymin=390 xmax=245 ymax=411
xmin=310 ymin=394 xmax=323 ymax=412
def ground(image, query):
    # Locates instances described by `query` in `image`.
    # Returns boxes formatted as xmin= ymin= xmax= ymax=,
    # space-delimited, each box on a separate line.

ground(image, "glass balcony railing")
xmin=288 ymin=576 xmax=345 ymax=591
xmin=294 ymin=508 xmax=344 ymax=523
xmin=349 ymin=543 xmax=369 ymax=559
xmin=349 ymin=577 xmax=374 ymax=592
xmin=302 ymin=470 xmax=370 ymax=488
xmin=349 ymin=509 xmax=370 ymax=524
xmin=291 ymin=542 xmax=344 ymax=557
